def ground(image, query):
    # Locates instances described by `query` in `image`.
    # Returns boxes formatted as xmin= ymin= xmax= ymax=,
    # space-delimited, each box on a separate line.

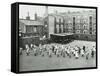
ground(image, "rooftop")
xmin=19 ymin=19 xmax=44 ymax=26
xmin=51 ymin=33 xmax=74 ymax=36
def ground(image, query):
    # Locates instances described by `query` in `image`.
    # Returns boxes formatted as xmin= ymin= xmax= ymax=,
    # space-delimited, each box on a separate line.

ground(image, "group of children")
xmin=19 ymin=43 xmax=96 ymax=60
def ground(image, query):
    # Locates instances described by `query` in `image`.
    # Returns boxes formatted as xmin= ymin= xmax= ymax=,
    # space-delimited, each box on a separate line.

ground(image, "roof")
xmin=49 ymin=14 xmax=64 ymax=19
xmin=49 ymin=10 xmax=95 ymax=19
xmin=51 ymin=33 xmax=74 ymax=36
xmin=19 ymin=19 xmax=44 ymax=26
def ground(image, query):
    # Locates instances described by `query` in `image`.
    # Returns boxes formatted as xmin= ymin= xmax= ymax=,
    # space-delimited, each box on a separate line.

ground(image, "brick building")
xmin=19 ymin=13 xmax=48 ymax=46
xmin=19 ymin=7 xmax=96 ymax=44
xmin=48 ymin=9 xmax=96 ymax=41
xmin=19 ymin=12 xmax=47 ymax=38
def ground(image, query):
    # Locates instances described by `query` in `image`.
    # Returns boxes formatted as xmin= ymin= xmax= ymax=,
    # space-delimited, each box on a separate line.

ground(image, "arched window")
xmin=83 ymin=31 xmax=85 ymax=34
xmin=83 ymin=24 xmax=87 ymax=29
xmin=83 ymin=30 xmax=88 ymax=34
xmin=56 ymin=24 xmax=59 ymax=33
xmin=61 ymin=24 xmax=63 ymax=33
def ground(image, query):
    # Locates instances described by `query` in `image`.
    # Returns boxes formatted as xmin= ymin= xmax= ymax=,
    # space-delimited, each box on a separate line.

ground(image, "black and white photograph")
xmin=18 ymin=3 xmax=97 ymax=72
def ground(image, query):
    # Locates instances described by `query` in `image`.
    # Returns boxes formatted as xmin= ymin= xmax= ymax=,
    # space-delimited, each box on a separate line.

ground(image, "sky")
xmin=19 ymin=5 xmax=96 ymax=20
xmin=19 ymin=5 xmax=46 ymax=19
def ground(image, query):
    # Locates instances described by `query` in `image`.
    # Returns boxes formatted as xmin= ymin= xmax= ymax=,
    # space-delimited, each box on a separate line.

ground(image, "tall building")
xmin=19 ymin=7 xmax=96 ymax=41
xmin=48 ymin=10 xmax=96 ymax=41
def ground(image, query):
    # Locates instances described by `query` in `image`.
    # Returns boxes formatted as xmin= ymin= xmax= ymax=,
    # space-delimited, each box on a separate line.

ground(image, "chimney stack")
xmin=26 ymin=12 xmax=30 ymax=20
xmin=35 ymin=13 xmax=37 ymax=20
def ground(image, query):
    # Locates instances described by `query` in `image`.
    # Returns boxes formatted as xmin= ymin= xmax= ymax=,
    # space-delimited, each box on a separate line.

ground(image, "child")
xmin=80 ymin=47 xmax=84 ymax=57
xmin=91 ymin=46 xmax=96 ymax=58
xmin=25 ymin=44 xmax=30 ymax=56
xmin=85 ymin=47 xmax=90 ymax=60
xmin=75 ymin=50 xmax=79 ymax=59
xmin=19 ymin=47 xmax=23 ymax=55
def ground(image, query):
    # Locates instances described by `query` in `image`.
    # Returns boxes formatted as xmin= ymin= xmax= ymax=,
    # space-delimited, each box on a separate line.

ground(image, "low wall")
xmin=19 ymin=34 xmax=96 ymax=49
xmin=73 ymin=34 xmax=96 ymax=41
xmin=19 ymin=37 xmax=51 ymax=49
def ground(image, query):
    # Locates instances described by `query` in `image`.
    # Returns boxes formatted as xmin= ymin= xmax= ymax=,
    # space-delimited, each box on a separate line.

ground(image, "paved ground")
xmin=19 ymin=40 xmax=96 ymax=71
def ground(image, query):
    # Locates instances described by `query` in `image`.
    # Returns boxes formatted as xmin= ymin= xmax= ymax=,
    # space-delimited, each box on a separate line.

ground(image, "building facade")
xmin=48 ymin=10 xmax=96 ymax=41
xmin=19 ymin=13 xmax=47 ymax=38
xmin=19 ymin=8 xmax=96 ymax=42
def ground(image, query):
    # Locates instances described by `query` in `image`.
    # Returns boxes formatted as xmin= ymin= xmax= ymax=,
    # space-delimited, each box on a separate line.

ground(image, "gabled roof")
xmin=19 ymin=19 xmax=44 ymax=26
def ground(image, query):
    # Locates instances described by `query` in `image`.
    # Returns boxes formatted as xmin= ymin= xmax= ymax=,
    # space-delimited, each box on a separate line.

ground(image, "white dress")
xmin=92 ymin=47 xmax=96 ymax=52
xmin=25 ymin=45 xmax=29 ymax=53
xmin=81 ymin=49 xmax=84 ymax=55
xmin=75 ymin=51 xmax=79 ymax=58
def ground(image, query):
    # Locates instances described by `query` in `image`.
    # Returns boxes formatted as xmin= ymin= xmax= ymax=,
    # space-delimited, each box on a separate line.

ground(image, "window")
xmin=76 ymin=30 xmax=80 ymax=34
xmin=93 ymin=23 xmax=96 ymax=29
xmin=83 ymin=31 xmax=85 ymax=34
xmin=77 ymin=20 xmax=80 ymax=23
xmin=73 ymin=17 xmax=75 ymax=31
xmin=83 ymin=20 xmax=87 ymax=23
xmin=45 ymin=24 xmax=47 ymax=27
xmin=61 ymin=18 xmax=63 ymax=23
xmin=73 ymin=17 xmax=75 ymax=21
xmin=56 ymin=18 xmax=59 ymax=23
xmin=93 ymin=31 xmax=96 ymax=35
xmin=61 ymin=24 xmax=63 ymax=33
xmin=26 ymin=26 xmax=33 ymax=33
xmin=89 ymin=16 xmax=92 ymax=26
xmin=33 ymin=27 xmax=37 ymax=32
xmin=90 ymin=27 xmax=92 ymax=30
xmin=56 ymin=24 xmax=59 ymax=33
xmin=83 ymin=24 xmax=87 ymax=29
xmin=89 ymin=16 xmax=92 ymax=21
xmin=84 ymin=16 xmax=87 ymax=18
xmin=83 ymin=30 xmax=88 ymax=34
xmin=90 ymin=32 xmax=92 ymax=34
xmin=77 ymin=16 xmax=80 ymax=19
xmin=77 ymin=25 xmax=80 ymax=29
xmin=68 ymin=20 xmax=71 ymax=23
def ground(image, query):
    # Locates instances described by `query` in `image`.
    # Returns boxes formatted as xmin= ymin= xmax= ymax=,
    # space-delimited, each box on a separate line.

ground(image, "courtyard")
xmin=19 ymin=40 xmax=96 ymax=71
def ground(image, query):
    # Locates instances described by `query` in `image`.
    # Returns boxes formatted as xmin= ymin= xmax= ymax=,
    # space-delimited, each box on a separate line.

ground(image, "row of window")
xmin=56 ymin=18 xmax=64 ymax=23
xmin=55 ymin=24 xmax=95 ymax=30
xmin=54 ymin=23 xmax=96 ymax=35
xmin=55 ymin=16 xmax=95 ymax=23
xmin=76 ymin=30 xmax=96 ymax=34
xmin=26 ymin=26 xmax=37 ymax=33
xmin=55 ymin=24 xmax=64 ymax=33
xmin=55 ymin=21 xmax=95 ymax=30
xmin=75 ymin=25 xmax=88 ymax=29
